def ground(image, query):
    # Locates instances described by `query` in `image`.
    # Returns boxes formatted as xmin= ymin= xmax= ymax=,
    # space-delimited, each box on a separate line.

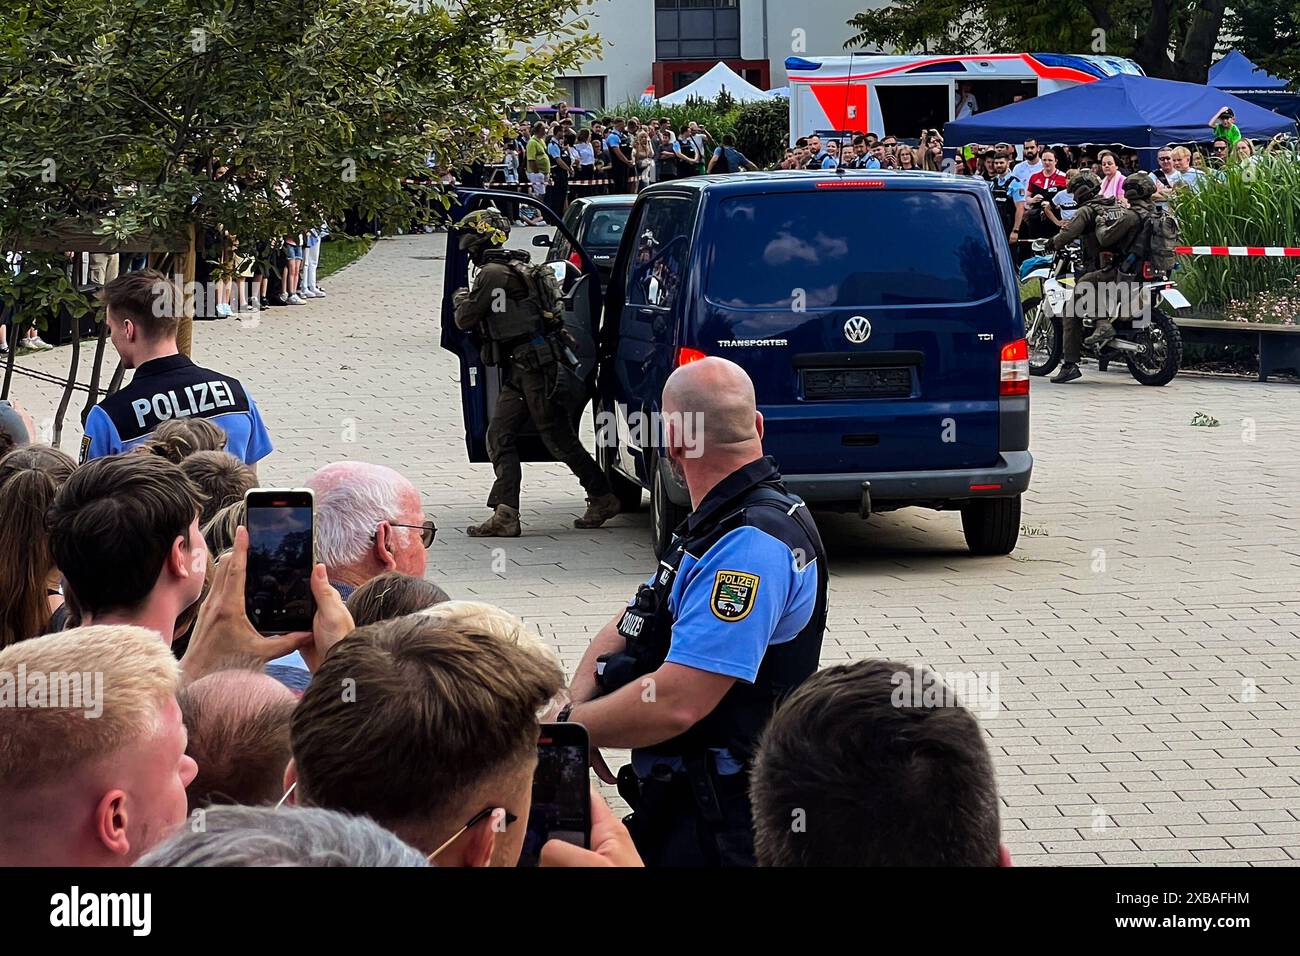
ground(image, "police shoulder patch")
xmin=79 ymin=434 xmax=91 ymax=464
xmin=710 ymin=570 xmax=759 ymax=622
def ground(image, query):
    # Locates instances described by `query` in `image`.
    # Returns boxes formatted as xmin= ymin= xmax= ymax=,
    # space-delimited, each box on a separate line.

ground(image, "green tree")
xmin=733 ymin=99 xmax=791 ymax=168
xmin=844 ymin=0 xmax=1228 ymax=82
xmin=0 ymin=0 xmax=594 ymax=353
xmin=1227 ymin=0 xmax=1300 ymax=86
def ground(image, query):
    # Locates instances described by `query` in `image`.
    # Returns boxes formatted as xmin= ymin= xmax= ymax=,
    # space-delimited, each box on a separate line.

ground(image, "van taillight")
xmin=675 ymin=347 xmax=707 ymax=366
xmin=1000 ymin=339 xmax=1029 ymax=397
xmin=568 ymin=252 xmax=583 ymax=270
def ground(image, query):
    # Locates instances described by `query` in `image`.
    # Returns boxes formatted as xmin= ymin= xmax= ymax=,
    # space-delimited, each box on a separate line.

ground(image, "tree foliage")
xmin=1226 ymin=0 xmax=1300 ymax=87
xmin=0 ymin=0 xmax=594 ymax=327
xmin=844 ymin=0 xmax=1228 ymax=82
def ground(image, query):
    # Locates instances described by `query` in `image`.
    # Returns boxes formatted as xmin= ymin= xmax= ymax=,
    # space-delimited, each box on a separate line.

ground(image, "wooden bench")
xmin=1178 ymin=317 xmax=1300 ymax=382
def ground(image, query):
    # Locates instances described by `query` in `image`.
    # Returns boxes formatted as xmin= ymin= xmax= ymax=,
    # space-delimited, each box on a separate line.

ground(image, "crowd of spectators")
xmin=0 ymin=268 xmax=1012 ymax=869
xmin=489 ymin=104 xmax=752 ymax=221
xmin=776 ymin=112 xmax=1290 ymax=266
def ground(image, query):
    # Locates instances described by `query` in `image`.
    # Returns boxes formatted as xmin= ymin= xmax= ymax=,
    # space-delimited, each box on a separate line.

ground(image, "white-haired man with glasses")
xmin=305 ymin=461 xmax=435 ymax=600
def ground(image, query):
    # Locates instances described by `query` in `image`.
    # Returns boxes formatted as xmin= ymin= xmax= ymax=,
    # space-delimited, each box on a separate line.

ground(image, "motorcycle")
xmin=1020 ymin=240 xmax=1190 ymax=386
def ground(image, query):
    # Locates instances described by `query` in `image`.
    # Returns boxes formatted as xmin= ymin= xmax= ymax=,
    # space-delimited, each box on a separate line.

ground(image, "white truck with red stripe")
xmin=787 ymin=53 xmax=1144 ymax=142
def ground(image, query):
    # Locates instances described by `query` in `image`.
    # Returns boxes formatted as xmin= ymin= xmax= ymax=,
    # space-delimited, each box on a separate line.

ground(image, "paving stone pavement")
xmin=11 ymin=230 xmax=1300 ymax=866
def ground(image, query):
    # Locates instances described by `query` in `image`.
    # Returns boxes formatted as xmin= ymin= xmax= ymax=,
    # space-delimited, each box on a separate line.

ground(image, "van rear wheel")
xmin=650 ymin=457 xmax=689 ymax=558
xmin=961 ymin=496 xmax=1021 ymax=556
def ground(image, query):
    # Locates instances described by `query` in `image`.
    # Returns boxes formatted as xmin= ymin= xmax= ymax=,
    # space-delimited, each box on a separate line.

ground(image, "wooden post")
xmin=176 ymin=222 xmax=197 ymax=358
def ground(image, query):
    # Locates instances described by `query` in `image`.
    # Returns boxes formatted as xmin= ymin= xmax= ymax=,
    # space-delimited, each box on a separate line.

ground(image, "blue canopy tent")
xmin=1208 ymin=50 xmax=1300 ymax=122
xmin=944 ymin=74 xmax=1297 ymax=167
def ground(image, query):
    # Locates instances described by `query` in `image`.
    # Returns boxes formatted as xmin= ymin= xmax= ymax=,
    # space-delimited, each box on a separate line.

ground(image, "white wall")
xmin=560 ymin=0 xmax=655 ymax=107
xmin=547 ymin=0 xmax=885 ymax=106
xmin=741 ymin=0 xmax=880 ymax=88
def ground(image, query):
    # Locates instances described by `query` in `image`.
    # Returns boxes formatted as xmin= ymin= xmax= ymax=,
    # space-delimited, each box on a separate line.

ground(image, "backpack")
xmin=510 ymin=260 xmax=566 ymax=328
xmin=1135 ymin=210 xmax=1180 ymax=274
xmin=712 ymin=147 xmax=731 ymax=174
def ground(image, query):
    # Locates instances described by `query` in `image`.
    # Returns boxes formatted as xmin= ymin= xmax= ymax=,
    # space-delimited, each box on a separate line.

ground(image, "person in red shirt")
xmin=1024 ymin=147 xmax=1069 ymax=239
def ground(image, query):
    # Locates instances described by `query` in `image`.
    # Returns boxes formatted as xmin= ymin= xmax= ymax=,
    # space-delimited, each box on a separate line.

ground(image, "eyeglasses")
xmin=374 ymin=515 xmax=437 ymax=549
xmin=428 ymin=806 xmax=518 ymax=861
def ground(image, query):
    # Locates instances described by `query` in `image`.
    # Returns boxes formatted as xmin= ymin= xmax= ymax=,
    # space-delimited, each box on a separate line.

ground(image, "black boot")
xmin=1051 ymin=362 xmax=1082 ymax=384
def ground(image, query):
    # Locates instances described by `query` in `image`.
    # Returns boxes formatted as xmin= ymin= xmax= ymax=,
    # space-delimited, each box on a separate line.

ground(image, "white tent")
xmin=657 ymin=62 xmax=775 ymax=105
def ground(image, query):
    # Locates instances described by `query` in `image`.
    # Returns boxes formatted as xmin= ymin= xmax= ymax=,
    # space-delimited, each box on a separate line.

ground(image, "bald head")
xmin=178 ymin=670 xmax=297 ymax=812
xmin=660 ymin=358 xmax=765 ymax=507
xmin=662 ymin=357 xmax=760 ymax=450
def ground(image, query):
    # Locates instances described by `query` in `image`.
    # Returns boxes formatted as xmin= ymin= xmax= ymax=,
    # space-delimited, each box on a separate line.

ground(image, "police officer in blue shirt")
xmin=556 ymin=357 xmax=828 ymax=866
xmin=81 ymin=270 xmax=274 ymax=467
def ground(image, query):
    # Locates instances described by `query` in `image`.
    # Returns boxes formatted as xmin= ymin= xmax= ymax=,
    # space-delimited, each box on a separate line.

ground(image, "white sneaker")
xmin=278 ymin=292 xmax=289 ymax=304
xmin=28 ymin=336 xmax=53 ymax=351
xmin=314 ymin=287 xmax=326 ymax=297
xmin=215 ymin=303 xmax=233 ymax=318
xmin=303 ymin=289 xmax=321 ymax=298
xmin=243 ymin=298 xmax=261 ymax=312
xmin=288 ymin=294 xmax=305 ymax=305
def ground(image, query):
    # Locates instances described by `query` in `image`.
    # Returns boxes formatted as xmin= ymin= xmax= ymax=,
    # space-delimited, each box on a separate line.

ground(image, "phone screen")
xmin=518 ymin=723 xmax=591 ymax=867
xmin=244 ymin=490 xmax=315 ymax=634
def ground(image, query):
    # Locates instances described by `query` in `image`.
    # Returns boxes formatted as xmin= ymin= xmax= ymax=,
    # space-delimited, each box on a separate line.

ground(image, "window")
xmin=627 ymin=198 xmax=694 ymax=310
xmin=655 ymin=0 xmax=740 ymax=61
xmin=705 ymin=190 xmax=1000 ymax=310
xmin=554 ymin=76 xmax=606 ymax=109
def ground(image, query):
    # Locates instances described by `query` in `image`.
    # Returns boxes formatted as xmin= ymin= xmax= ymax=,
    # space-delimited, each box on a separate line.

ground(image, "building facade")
xmin=551 ymin=0 xmax=880 ymax=108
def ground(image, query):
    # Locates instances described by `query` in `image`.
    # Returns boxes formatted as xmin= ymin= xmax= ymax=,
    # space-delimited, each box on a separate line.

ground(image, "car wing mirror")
xmin=532 ymin=234 xmax=552 ymax=247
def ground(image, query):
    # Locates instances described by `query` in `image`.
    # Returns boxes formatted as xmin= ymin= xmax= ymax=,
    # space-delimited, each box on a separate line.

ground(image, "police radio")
xmin=596 ymin=584 xmax=662 ymax=692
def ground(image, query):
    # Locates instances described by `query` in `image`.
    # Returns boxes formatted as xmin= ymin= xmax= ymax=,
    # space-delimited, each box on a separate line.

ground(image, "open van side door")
xmin=439 ymin=189 xmax=605 ymax=462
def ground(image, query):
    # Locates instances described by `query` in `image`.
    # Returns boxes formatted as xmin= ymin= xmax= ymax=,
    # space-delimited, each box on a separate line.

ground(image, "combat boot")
xmin=574 ymin=493 xmax=621 ymax=529
xmin=466 ymin=504 xmax=521 ymax=537
xmin=1084 ymin=320 xmax=1116 ymax=349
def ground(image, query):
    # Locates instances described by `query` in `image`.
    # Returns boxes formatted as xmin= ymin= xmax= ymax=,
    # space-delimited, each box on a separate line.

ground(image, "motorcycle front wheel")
xmin=1125 ymin=310 xmax=1183 ymax=386
xmin=1022 ymin=295 xmax=1062 ymax=376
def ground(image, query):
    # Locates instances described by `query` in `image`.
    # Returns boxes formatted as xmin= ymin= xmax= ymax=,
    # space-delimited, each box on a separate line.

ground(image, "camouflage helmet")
xmin=1070 ymin=170 xmax=1101 ymax=204
xmin=454 ymin=208 xmax=511 ymax=251
xmin=1123 ymin=171 xmax=1157 ymax=201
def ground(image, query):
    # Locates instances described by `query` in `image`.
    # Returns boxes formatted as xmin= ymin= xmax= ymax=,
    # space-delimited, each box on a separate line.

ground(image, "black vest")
xmin=990 ymin=175 xmax=1017 ymax=233
xmin=598 ymin=458 xmax=829 ymax=767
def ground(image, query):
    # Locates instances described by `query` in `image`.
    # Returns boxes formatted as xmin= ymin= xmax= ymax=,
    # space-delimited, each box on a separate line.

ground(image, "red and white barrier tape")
xmin=1176 ymin=245 xmax=1300 ymax=257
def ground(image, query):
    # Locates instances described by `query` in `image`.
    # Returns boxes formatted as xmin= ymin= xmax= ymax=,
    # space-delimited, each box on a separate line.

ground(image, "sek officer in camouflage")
xmin=452 ymin=209 xmax=621 ymax=536
xmin=1047 ymin=171 xmax=1159 ymax=384
xmin=552 ymin=358 xmax=828 ymax=867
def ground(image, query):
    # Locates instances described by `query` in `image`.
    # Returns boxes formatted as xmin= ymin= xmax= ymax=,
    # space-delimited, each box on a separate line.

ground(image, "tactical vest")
xmin=991 ymin=176 xmax=1017 ymax=233
xmin=597 ymin=479 xmax=828 ymax=768
xmin=478 ymin=252 xmax=546 ymax=347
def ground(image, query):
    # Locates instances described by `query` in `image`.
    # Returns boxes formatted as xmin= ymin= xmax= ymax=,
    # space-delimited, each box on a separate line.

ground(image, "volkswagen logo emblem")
xmin=844 ymin=316 xmax=872 ymax=344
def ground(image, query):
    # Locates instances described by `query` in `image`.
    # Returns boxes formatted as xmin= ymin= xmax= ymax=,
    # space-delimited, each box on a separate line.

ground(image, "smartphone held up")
xmin=519 ymin=721 xmax=592 ymax=867
xmin=243 ymin=488 xmax=316 ymax=635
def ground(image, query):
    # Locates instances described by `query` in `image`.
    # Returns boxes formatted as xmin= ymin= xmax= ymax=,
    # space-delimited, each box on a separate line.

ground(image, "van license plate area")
xmin=801 ymin=367 xmax=911 ymax=400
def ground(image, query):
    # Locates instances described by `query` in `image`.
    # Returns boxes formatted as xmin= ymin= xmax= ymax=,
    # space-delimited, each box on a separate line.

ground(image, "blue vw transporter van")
xmin=442 ymin=171 xmax=1032 ymax=558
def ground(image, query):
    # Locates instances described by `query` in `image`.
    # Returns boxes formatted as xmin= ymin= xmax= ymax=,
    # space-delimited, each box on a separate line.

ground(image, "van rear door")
xmin=691 ymin=179 xmax=1017 ymax=479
